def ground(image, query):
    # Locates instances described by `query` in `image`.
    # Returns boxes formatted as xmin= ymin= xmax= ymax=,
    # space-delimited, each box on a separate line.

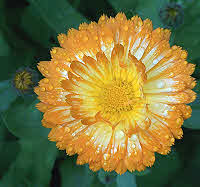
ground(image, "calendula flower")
xmin=35 ymin=13 xmax=196 ymax=174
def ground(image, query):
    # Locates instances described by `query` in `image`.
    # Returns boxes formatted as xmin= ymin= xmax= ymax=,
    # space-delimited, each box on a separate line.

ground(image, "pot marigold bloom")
xmin=35 ymin=13 xmax=196 ymax=174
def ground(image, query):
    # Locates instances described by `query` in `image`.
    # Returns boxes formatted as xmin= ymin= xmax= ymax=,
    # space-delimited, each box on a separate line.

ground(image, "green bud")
xmin=159 ymin=2 xmax=184 ymax=28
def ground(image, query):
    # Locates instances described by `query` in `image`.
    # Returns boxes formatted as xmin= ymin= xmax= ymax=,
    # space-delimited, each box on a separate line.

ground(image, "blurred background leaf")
xmin=136 ymin=149 xmax=181 ymax=187
xmin=132 ymin=168 xmax=151 ymax=176
xmin=68 ymin=0 xmax=115 ymax=21
xmin=0 ymin=80 xmax=18 ymax=112
xmin=27 ymin=0 xmax=88 ymax=39
xmin=0 ymin=141 xmax=20 ymax=177
xmin=183 ymin=80 xmax=200 ymax=129
xmin=98 ymin=169 xmax=117 ymax=185
xmin=0 ymin=115 xmax=19 ymax=178
xmin=108 ymin=0 xmax=137 ymax=10
xmin=0 ymin=139 xmax=58 ymax=187
xmin=135 ymin=0 xmax=166 ymax=28
xmin=173 ymin=0 xmax=200 ymax=61
xmin=108 ymin=0 xmax=137 ymax=18
xmin=2 ymin=97 xmax=50 ymax=139
xmin=20 ymin=5 xmax=55 ymax=48
xmin=117 ymin=172 xmax=137 ymax=187
xmin=0 ymin=30 xmax=11 ymax=56
xmin=59 ymin=156 xmax=95 ymax=187
xmin=171 ymin=134 xmax=200 ymax=187
xmin=0 ymin=49 xmax=36 ymax=81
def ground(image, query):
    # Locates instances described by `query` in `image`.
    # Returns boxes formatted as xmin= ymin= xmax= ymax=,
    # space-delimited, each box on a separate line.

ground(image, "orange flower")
xmin=35 ymin=13 xmax=196 ymax=174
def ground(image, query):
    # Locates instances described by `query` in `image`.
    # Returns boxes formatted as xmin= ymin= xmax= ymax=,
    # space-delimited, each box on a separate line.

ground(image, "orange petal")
xmin=37 ymin=60 xmax=70 ymax=79
xmin=44 ymin=106 xmax=73 ymax=124
xmin=36 ymin=102 xmax=55 ymax=112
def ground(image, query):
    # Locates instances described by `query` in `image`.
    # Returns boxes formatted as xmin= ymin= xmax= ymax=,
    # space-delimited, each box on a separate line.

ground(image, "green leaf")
xmin=0 ymin=115 xmax=8 ymax=140
xmin=0 ymin=141 xmax=20 ymax=177
xmin=170 ymin=167 xmax=200 ymax=187
xmin=0 ymin=116 xmax=19 ymax=177
xmin=27 ymin=0 xmax=88 ymax=36
xmin=0 ymin=139 xmax=58 ymax=187
xmin=187 ymin=135 xmax=200 ymax=169
xmin=109 ymin=0 xmax=137 ymax=9
xmin=183 ymin=81 xmax=200 ymax=129
xmin=0 ymin=30 xmax=11 ymax=56
xmin=59 ymin=156 xmax=95 ymax=187
xmin=192 ymin=58 xmax=200 ymax=79
xmin=0 ymin=80 xmax=18 ymax=112
xmin=98 ymin=169 xmax=117 ymax=185
xmin=20 ymin=6 xmax=54 ymax=48
xmin=85 ymin=164 xmax=97 ymax=183
xmin=135 ymin=0 xmax=166 ymax=28
xmin=132 ymin=168 xmax=151 ymax=176
xmin=0 ymin=0 xmax=5 ymax=26
xmin=136 ymin=150 xmax=180 ymax=187
xmin=171 ymin=135 xmax=200 ymax=187
xmin=183 ymin=100 xmax=200 ymax=129
xmin=0 ymin=113 xmax=18 ymax=141
xmin=0 ymin=49 xmax=35 ymax=81
xmin=116 ymin=172 xmax=137 ymax=187
xmin=2 ymin=97 xmax=50 ymax=140
xmin=90 ymin=176 xmax=105 ymax=187
xmin=0 ymin=0 xmax=34 ymax=50
xmin=108 ymin=0 xmax=137 ymax=18
xmin=173 ymin=0 xmax=200 ymax=61
xmin=183 ymin=104 xmax=200 ymax=129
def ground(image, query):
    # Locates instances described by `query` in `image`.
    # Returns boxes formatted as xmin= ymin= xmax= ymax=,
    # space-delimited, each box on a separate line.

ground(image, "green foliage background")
xmin=0 ymin=0 xmax=200 ymax=186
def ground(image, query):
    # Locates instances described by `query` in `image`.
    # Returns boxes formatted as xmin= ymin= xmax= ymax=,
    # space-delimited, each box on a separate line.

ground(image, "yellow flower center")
xmin=100 ymin=80 xmax=135 ymax=114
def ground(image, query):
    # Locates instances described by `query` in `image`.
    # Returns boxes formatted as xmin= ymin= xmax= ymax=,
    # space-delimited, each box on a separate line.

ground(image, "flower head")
xmin=35 ymin=13 xmax=196 ymax=174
